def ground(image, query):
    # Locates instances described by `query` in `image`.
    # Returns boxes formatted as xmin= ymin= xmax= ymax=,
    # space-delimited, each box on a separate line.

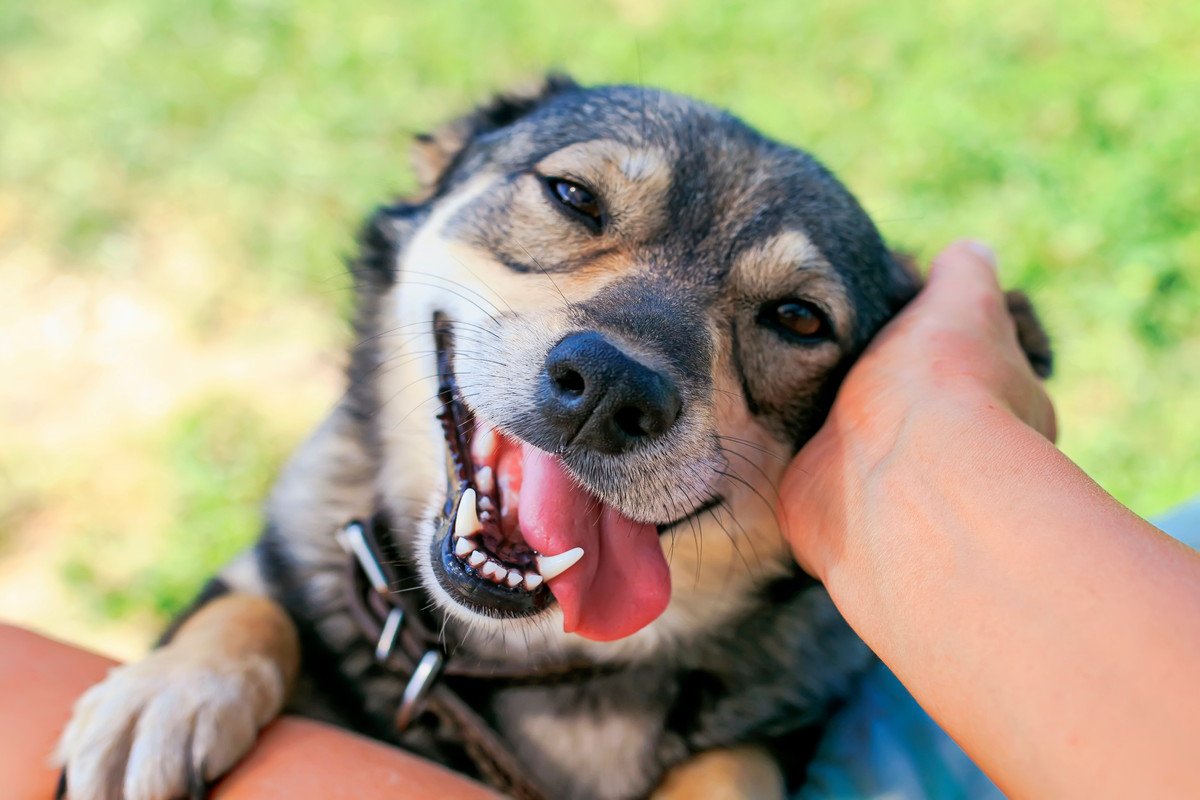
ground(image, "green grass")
xmin=2 ymin=0 xmax=1197 ymax=631
xmin=61 ymin=396 xmax=292 ymax=621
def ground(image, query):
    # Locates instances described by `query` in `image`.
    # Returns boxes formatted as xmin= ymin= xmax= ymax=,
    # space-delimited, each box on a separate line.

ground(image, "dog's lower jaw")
xmin=411 ymin=500 xmax=799 ymax=667
xmin=412 ymin=505 xmax=572 ymax=659
xmin=432 ymin=518 xmax=554 ymax=615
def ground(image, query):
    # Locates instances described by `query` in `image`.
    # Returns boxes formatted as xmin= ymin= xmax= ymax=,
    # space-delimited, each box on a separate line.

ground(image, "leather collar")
xmin=339 ymin=513 xmax=616 ymax=800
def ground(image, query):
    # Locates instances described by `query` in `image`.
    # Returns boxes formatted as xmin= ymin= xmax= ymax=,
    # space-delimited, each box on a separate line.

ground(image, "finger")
xmin=927 ymin=239 xmax=1005 ymax=305
xmin=929 ymin=239 xmax=1001 ymax=288
xmin=919 ymin=239 xmax=1012 ymax=333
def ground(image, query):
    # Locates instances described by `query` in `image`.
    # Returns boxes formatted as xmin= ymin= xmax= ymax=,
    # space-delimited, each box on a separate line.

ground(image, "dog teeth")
xmin=478 ymin=496 xmax=494 ymax=512
xmin=475 ymin=466 xmax=495 ymax=496
xmin=457 ymin=550 xmax=548 ymax=592
xmin=535 ymin=547 xmax=585 ymax=581
xmin=499 ymin=479 xmax=519 ymax=530
xmin=454 ymin=488 xmax=481 ymax=538
xmin=450 ymin=513 xmax=558 ymax=592
xmin=472 ymin=425 xmax=499 ymax=466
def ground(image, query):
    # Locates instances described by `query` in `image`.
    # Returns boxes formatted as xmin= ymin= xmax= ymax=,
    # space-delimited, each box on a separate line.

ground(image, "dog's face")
xmin=368 ymin=79 xmax=917 ymax=656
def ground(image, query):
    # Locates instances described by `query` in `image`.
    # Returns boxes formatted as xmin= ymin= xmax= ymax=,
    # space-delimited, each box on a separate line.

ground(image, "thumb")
xmin=928 ymin=238 xmax=1002 ymax=291
xmin=916 ymin=239 xmax=1008 ymax=326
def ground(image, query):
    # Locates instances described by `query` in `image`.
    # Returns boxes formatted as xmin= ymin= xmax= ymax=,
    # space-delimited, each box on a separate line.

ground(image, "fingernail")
xmin=964 ymin=240 xmax=997 ymax=269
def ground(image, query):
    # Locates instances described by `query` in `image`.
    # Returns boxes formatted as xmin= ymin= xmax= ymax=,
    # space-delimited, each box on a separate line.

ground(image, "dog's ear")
xmin=887 ymin=250 xmax=924 ymax=308
xmin=410 ymin=74 xmax=579 ymax=195
xmin=889 ymin=250 xmax=1053 ymax=379
xmin=1003 ymin=289 xmax=1053 ymax=378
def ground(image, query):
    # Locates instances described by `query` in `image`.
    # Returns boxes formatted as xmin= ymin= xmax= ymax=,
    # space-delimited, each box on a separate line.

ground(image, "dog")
xmin=57 ymin=76 xmax=1051 ymax=800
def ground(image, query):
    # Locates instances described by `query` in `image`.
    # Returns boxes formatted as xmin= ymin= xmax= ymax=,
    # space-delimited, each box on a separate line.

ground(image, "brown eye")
xmin=545 ymin=177 xmax=602 ymax=229
xmin=758 ymin=299 xmax=832 ymax=343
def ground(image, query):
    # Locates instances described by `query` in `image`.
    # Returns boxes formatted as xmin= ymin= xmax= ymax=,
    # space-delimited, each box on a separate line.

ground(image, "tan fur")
xmin=728 ymin=230 xmax=855 ymax=343
xmin=651 ymin=745 xmax=785 ymax=800
xmin=409 ymin=77 xmax=565 ymax=195
xmin=170 ymin=593 xmax=300 ymax=691
xmin=411 ymin=132 xmax=466 ymax=192
xmin=536 ymin=140 xmax=673 ymax=244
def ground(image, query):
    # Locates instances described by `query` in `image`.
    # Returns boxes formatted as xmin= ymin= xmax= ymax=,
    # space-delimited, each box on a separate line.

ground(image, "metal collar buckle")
xmin=396 ymin=649 xmax=445 ymax=729
xmin=337 ymin=520 xmax=446 ymax=730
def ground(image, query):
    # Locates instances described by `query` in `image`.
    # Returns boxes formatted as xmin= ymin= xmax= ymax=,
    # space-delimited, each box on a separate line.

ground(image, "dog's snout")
xmin=539 ymin=332 xmax=682 ymax=455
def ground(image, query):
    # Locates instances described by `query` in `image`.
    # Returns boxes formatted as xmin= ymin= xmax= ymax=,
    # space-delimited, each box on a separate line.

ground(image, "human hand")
xmin=778 ymin=240 xmax=1056 ymax=578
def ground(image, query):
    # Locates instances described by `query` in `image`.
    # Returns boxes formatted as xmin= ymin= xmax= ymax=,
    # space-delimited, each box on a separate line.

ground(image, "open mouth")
xmin=431 ymin=315 xmax=554 ymax=618
xmin=429 ymin=314 xmax=717 ymax=642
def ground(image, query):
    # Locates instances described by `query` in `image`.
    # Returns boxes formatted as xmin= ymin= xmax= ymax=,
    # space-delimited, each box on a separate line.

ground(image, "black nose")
xmin=538 ymin=332 xmax=682 ymax=455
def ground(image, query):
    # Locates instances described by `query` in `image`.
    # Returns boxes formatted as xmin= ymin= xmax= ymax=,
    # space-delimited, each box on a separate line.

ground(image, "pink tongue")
xmin=517 ymin=444 xmax=670 ymax=641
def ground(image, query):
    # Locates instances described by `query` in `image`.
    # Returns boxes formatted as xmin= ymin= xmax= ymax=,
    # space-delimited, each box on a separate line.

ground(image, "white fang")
xmin=535 ymin=547 xmax=585 ymax=581
xmin=454 ymin=488 xmax=481 ymax=538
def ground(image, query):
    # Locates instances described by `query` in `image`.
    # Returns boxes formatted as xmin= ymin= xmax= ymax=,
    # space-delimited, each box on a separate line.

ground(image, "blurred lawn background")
xmin=1 ymin=0 xmax=1197 ymax=658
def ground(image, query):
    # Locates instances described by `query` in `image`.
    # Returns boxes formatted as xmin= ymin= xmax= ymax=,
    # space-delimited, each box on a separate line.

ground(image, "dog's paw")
xmin=56 ymin=647 xmax=287 ymax=800
xmin=651 ymin=745 xmax=785 ymax=800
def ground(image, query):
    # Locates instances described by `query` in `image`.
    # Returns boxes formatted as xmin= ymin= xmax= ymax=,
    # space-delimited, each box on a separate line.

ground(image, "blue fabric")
xmin=796 ymin=496 xmax=1200 ymax=799
xmin=1154 ymin=497 xmax=1200 ymax=548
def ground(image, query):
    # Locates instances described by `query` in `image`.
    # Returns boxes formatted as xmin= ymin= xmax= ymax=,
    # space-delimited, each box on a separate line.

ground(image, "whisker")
xmin=513 ymin=241 xmax=573 ymax=311
xmin=717 ymin=446 xmax=784 ymax=501
xmin=715 ymin=434 xmax=788 ymax=463
xmin=716 ymin=467 xmax=779 ymax=517
xmin=401 ymin=268 xmax=510 ymax=320
xmin=441 ymin=254 xmax=517 ymax=316
xmin=360 ymin=317 xmax=502 ymax=349
xmin=391 ymin=280 xmax=503 ymax=326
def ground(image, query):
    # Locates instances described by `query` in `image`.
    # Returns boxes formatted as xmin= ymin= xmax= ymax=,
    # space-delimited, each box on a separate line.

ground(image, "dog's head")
xmin=354 ymin=77 xmax=1017 ymax=656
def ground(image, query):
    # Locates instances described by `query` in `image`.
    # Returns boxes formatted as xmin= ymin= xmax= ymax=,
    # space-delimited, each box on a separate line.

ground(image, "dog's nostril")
xmin=553 ymin=368 xmax=586 ymax=397
xmin=539 ymin=331 xmax=682 ymax=454
xmin=614 ymin=406 xmax=647 ymax=438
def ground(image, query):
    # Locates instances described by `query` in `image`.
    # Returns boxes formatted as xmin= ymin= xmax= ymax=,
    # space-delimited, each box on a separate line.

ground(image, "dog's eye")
xmin=758 ymin=299 xmax=833 ymax=343
xmin=544 ymin=177 xmax=602 ymax=229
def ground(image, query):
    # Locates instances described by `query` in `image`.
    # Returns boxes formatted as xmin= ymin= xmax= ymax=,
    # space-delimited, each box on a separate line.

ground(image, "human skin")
xmin=778 ymin=241 xmax=1200 ymax=799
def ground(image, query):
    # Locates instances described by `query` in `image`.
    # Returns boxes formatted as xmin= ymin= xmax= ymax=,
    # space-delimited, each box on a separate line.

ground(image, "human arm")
xmin=779 ymin=241 xmax=1200 ymax=799
xmin=0 ymin=624 xmax=499 ymax=800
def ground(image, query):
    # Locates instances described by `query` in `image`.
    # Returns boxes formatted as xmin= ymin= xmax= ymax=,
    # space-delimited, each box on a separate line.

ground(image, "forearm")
xmin=819 ymin=398 xmax=1200 ymax=798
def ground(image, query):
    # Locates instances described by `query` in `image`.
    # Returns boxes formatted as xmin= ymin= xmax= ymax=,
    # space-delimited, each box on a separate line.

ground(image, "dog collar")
xmin=338 ymin=514 xmax=617 ymax=800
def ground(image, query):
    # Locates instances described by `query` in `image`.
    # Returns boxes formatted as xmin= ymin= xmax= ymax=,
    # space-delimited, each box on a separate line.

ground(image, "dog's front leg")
xmin=651 ymin=745 xmax=785 ymax=800
xmin=55 ymin=583 xmax=299 ymax=800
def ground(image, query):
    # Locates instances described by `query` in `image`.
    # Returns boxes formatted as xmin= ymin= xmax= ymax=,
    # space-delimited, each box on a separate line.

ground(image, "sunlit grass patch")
xmin=60 ymin=395 xmax=293 ymax=623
